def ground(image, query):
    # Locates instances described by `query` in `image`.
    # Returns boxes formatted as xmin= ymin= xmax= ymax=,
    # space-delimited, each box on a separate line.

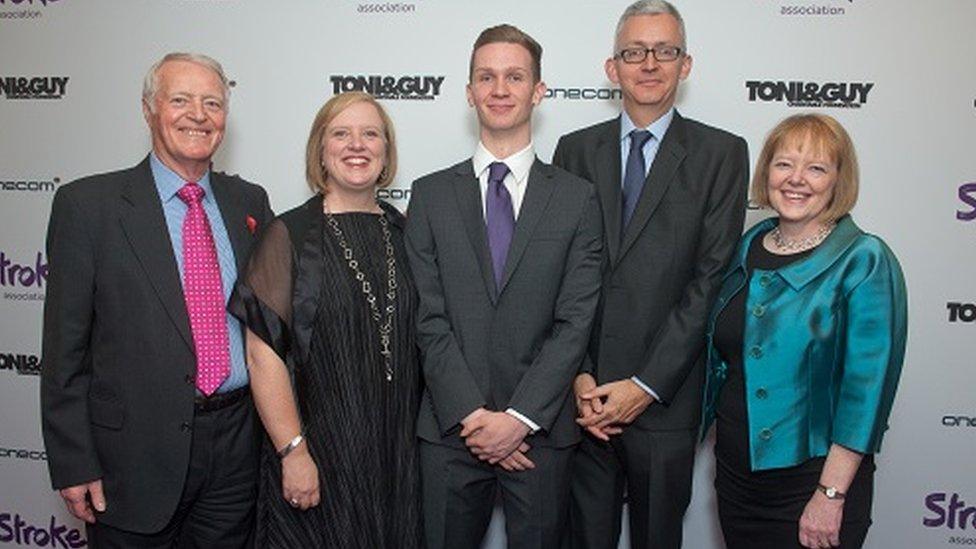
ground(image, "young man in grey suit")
xmin=41 ymin=53 xmax=273 ymax=547
xmin=405 ymin=24 xmax=604 ymax=549
xmin=552 ymin=2 xmax=748 ymax=548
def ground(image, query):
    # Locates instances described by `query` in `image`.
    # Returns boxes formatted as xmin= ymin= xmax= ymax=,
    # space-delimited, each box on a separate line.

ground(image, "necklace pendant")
xmin=385 ymin=362 xmax=393 ymax=382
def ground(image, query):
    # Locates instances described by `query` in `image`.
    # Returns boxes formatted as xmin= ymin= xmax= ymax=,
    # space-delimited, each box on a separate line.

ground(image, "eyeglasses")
xmin=615 ymin=46 xmax=684 ymax=64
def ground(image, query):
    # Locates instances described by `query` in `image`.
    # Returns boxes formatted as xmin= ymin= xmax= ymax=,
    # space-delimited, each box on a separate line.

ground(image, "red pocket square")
xmin=246 ymin=215 xmax=258 ymax=235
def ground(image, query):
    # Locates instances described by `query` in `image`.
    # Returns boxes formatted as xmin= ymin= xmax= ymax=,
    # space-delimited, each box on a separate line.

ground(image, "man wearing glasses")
xmin=552 ymin=1 xmax=748 ymax=547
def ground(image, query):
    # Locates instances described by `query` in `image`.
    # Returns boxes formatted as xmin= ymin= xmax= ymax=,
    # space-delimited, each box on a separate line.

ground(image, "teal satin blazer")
xmin=701 ymin=215 xmax=907 ymax=471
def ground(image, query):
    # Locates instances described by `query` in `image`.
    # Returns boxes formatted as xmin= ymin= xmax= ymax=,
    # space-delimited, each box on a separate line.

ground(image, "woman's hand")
xmin=281 ymin=446 xmax=320 ymax=511
xmin=798 ymin=490 xmax=844 ymax=548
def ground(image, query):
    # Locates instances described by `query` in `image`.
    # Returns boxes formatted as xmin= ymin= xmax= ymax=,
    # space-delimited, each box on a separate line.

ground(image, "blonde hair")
xmin=751 ymin=113 xmax=859 ymax=221
xmin=305 ymin=91 xmax=398 ymax=193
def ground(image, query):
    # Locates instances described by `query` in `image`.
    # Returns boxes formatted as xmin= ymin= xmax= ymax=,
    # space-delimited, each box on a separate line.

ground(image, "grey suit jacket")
xmin=40 ymin=156 xmax=273 ymax=533
xmin=405 ymin=158 xmax=603 ymax=448
xmin=553 ymin=112 xmax=748 ymax=431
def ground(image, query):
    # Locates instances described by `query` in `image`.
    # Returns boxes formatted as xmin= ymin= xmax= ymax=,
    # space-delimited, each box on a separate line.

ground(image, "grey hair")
xmin=142 ymin=52 xmax=231 ymax=113
xmin=614 ymin=0 xmax=687 ymax=52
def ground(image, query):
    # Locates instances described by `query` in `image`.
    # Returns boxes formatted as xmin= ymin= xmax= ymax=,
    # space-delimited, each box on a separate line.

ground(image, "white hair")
xmin=142 ymin=52 xmax=231 ymax=113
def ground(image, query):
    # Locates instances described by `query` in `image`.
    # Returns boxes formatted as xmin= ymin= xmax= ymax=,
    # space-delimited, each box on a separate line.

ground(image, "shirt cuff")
xmin=630 ymin=376 xmax=660 ymax=401
xmin=505 ymin=408 xmax=541 ymax=433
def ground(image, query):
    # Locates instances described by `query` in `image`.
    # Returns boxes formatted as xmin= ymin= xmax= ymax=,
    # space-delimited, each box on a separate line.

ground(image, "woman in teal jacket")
xmin=701 ymin=114 xmax=907 ymax=549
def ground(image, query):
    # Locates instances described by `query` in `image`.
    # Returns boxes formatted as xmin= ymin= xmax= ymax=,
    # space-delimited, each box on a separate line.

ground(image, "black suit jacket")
xmin=405 ymin=158 xmax=603 ymax=448
xmin=552 ymin=112 xmax=748 ymax=430
xmin=40 ymin=156 xmax=273 ymax=533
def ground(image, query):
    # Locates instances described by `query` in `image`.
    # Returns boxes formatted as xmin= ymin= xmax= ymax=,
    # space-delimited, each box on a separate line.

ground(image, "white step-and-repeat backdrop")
xmin=2 ymin=0 xmax=974 ymax=547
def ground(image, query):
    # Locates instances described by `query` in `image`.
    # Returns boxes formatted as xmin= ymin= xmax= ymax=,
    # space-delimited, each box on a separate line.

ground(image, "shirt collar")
xmin=472 ymin=141 xmax=536 ymax=185
xmin=620 ymin=107 xmax=675 ymax=144
xmin=150 ymin=152 xmax=214 ymax=205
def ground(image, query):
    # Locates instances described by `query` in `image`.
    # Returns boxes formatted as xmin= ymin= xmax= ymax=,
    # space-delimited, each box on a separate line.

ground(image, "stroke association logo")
xmin=355 ymin=1 xmax=418 ymax=13
xmin=0 ymin=510 xmax=85 ymax=548
xmin=0 ymin=77 xmax=69 ymax=100
xmin=745 ymin=80 xmax=873 ymax=108
xmin=772 ymin=0 xmax=855 ymax=17
xmin=329 ymin=75 xmax=444 ymax=101
xmin=923 ymin=492 xmax=976 ymax=545
xmin=0 ymin=0 xmax=62 ymax=21
xmin=545 ymin=86 xmax=622 ymax=101
xmin=0 ymin=251 xmax=47 ymax=302
xmin=956 ymin=182 xmax=976 ymax=221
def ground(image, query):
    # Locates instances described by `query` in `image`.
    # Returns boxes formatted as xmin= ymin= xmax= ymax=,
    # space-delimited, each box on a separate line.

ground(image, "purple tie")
xmin=177 ymin=182 xmax=231 ymax=396
xmin=485 ymin=162 xmax=514 ymax=291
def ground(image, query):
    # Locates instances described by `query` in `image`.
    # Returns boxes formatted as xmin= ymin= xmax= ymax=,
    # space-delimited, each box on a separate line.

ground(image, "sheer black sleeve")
xmin=229 ymin=218 xmax=294 ymax=361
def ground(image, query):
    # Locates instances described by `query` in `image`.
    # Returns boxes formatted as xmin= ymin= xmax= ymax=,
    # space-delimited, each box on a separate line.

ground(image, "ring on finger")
xmin=289 ymin=498 xmax=299 ymax=507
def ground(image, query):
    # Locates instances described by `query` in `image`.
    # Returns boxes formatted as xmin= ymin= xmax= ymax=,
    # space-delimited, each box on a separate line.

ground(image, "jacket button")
xmin=749 ymin=346 xmax=763 ymax=359
xmin=759 ymin=275 xmax=772 ymax=288
xmin=180 ymin=422 xmax=192 ymax=432
xmin=759 ymin=428 xmax=772 ymax=441
xmin=752 ymin=304 xmax=766 ymax=317
xmin=756 ymin=387 xmax=768 ymax=399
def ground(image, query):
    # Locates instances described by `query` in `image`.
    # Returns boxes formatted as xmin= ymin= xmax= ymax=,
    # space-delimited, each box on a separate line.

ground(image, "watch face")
xmin=826 ymin=487 xmax=838 ymax=498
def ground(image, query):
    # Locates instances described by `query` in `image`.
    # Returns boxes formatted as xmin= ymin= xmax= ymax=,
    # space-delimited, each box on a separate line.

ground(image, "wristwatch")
xmin=817 ymin=483 xmax=846 ymax=500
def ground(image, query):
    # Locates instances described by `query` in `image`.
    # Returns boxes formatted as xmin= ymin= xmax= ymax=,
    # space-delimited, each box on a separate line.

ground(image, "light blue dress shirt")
xmin=618 ymin=107 xmax=675 ymax=187
xmin=618 ymin=108 xmax=674 ymax=401
xmin=150 ymin=153 xmax=247 ymax=393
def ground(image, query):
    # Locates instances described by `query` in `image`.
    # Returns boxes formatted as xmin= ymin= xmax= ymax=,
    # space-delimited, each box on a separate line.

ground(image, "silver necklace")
xmin=323 ymin=202 xmax=397 ymax=382
xmin=769 ymin=221 xmax=836 ymax=253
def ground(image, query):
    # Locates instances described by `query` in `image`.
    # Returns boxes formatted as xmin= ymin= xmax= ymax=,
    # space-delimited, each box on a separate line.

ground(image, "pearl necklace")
xmin=769 ymin=221 xmax=836 ymax=253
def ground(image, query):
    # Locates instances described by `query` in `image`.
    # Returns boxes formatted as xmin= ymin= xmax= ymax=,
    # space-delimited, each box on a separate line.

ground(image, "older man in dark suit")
xmin=406 ymin=24 xmax=603 ymax=549
xmin=41 ymin=52 xmax=273 ymax=547
xmin=551 ymin=1 xmax=749 ymax=548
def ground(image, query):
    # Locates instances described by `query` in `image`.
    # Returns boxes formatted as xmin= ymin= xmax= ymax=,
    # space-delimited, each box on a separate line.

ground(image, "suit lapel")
xmin=453 ymin=161 xmax=498 ymax=304
xmin=618 ymin=113 xmax=687 ymax=264
xmin=210 ymin=173 xmax=249 ymax=273
xmin=118 ymin=158 xmax=193 ymax=351
xmin=499 ymin=159 xmax=555 ymax=295
xmin=593 ymin=119 xmax=623 ymax=264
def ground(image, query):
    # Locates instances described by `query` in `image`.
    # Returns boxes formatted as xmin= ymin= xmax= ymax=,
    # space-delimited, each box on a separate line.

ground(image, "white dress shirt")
xmin=471 ymin=140 xmax=542 ymax=433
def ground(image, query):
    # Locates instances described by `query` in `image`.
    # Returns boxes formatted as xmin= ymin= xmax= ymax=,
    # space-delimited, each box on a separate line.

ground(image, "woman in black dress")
xmin=701 ymin=114 xmax=907 ymax=549
xmin=230 ymin=91 xmax=423 ymax=548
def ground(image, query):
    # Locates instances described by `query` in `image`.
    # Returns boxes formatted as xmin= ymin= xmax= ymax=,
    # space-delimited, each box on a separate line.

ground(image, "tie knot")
xmin=488 ymin=162 xmax=510 ymax=186
xmin=177 ymin=182 xmax=205 ymax=206
xmin=629 ymin=130 xmax=653 ymax=153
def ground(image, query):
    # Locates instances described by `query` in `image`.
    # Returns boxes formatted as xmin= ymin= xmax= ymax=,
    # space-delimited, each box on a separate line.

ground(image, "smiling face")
xmin=766 ymin=138 xmax=838 ymax=235
xmin=143 ymin=60 xmax=226 ymax=181
xmin=320 ymin=100 xmax=387 ymax=198
xmin=466 ymin=42 xmax=546 ymax=143
xmin=606 ymin=13 xmax=691 ymax=126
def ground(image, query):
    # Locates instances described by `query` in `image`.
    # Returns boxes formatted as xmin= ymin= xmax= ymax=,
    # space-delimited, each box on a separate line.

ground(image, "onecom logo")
xmin=1 ymin=177 xmax=60 ymax=193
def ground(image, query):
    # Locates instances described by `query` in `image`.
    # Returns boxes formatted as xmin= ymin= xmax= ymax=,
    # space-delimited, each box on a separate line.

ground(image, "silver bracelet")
xmin=277 ymin=433 xmax=304 ymax=459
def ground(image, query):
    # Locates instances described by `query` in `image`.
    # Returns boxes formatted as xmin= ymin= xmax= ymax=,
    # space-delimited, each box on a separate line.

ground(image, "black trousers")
xmin=568 ymin=427 xmax=697 ymax=549
xmin=86 ymin=395 xmax=259 ymax=549
xmin=716 ymin=456 xmax=874 ymax=549
xmin=420 ymin=439 xmax=573 ymax=549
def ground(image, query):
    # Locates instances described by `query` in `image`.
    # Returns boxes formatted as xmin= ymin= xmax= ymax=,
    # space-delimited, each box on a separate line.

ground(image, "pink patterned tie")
xmin=178 ymin=182 xmax=230 ymax=396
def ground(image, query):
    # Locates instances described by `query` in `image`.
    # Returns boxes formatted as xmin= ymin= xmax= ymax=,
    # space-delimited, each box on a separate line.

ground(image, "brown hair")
xmin=305 ymin=91 xmax=398 ymax=193
xmin=751 ymin=113 xmax=859 ymax=222
xmin=469 ymin=24 xmax=543 ymax=83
